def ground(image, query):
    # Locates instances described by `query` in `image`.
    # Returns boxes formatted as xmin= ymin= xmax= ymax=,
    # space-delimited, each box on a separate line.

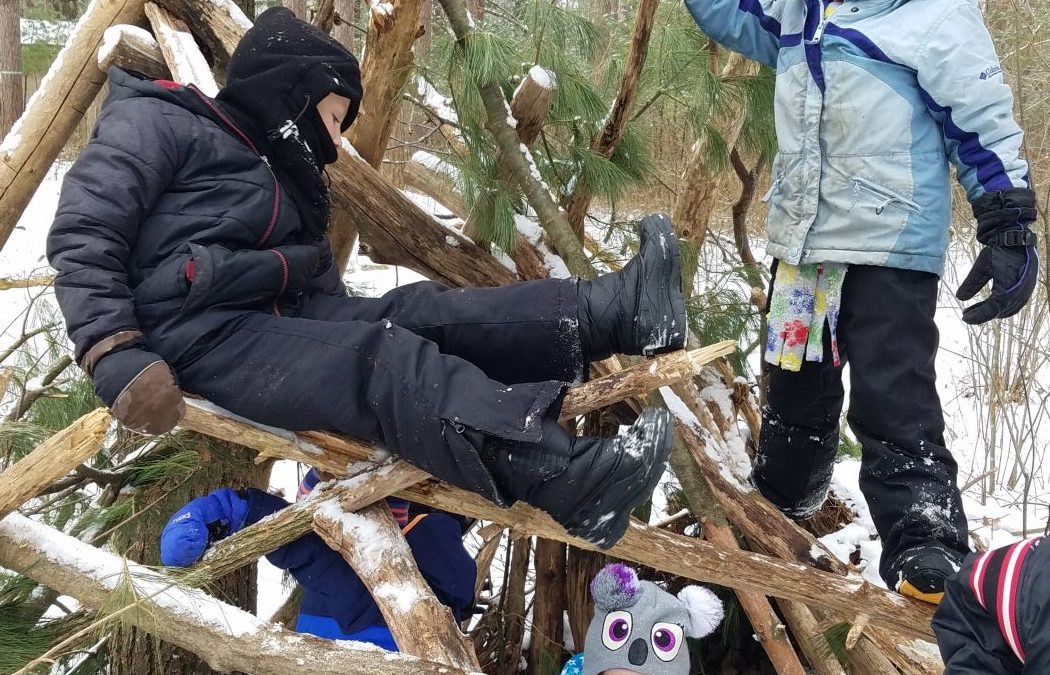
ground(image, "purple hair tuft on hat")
xmin=590 ymin=562 xmax=641 ymax=611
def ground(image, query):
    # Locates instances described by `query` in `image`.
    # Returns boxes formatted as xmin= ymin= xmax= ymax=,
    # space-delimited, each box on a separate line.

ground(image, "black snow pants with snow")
xmin=934 ymin=536 xmax=1050 ymax=674
xmin=752 ymin=263 xmax=969 ymax=586
xmin=172 ymin=278 xmax=583 ymax=506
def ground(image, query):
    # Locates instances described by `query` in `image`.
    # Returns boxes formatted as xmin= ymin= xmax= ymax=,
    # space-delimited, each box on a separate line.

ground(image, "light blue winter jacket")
xmin=685 ymin=0 xmax=1031 ymax=274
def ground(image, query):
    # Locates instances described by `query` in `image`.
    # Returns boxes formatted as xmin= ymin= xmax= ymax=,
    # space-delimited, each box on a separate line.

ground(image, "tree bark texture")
xmin=565 ymin=547 xmax=606 ymax=653
xmin=528 ymin=539 xmax=567 ymax=675
xmin=0 ymin=408 xmax=111 ymax=520
xmin=0 ymin=0 xmax=22 ymax=139
xmin=0 ymin=0 xmax=148 ymax=254
xmin=314 ymin=501 xmax=481 ymax=670
xmin=0 ymin=513 xmax=478 ymax=675
xmin=332 ymin=0 xmax=356 ymax=50
xmin=496 ymin=536 xmax=530 ymax=675
xmin=98 ymin=25 xmax=172 ymax=79
xmin=282 ymin=0 xmax=307 ymax=19
xmin=347 ymin=0 xmax=424 ymax=169
xmin=561 ymin=0 xmax=659 ymax=239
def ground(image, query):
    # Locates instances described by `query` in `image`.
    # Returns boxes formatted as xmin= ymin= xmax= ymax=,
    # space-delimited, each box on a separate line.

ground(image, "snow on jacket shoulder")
xmin=684 ymin=0 xmax=1030 ymax=275
xmin=46 ymin=68 xmax=343 ymax=373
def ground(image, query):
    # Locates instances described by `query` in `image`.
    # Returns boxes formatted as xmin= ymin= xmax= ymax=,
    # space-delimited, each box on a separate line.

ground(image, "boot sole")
xmin=636 ymin=213 xmax=687 ymax=356
xmin=565 ymin=408 xmax=674 ymax=549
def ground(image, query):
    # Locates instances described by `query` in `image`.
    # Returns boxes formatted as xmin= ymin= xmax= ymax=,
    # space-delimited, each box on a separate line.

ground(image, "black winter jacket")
xmin=47 ymin=68 xmax=343 ymax=375
xmin=934 ymin=536 xmax=1050 ymax=674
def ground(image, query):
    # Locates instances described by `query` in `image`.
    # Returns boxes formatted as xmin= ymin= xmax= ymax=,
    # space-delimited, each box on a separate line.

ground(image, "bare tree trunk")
xmin=561 ymin=0 xmax=659 ymax=239
xmin=671 ymin=53 xmax=758 ymax=296
xmin=332 ymin=0 xmax=355 ymax=49
xmin=730 ymin=148 xmax=760 ymax=277
xmin=565 ymin=547 xmax=606 ymax=653
xmin=232 ymin=0 xmax=253 ymax=19
xmin=497 ymin=536 xmax=530 ymax=675
xmin=283 ymin=0 xmax=308 ymax=19
xmin=0 ymin=0 xmax=21 ymax=139
xmin=528 ymin=539 xmax=567 ymax=675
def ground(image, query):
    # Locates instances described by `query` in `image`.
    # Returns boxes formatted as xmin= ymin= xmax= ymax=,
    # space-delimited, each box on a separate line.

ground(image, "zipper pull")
xmin=762 ymin=173 xmax=785 ymax=203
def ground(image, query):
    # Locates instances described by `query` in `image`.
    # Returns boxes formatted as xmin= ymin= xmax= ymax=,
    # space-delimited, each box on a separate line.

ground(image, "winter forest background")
xmin=0 ymin=0 xmax=1048 ymax=672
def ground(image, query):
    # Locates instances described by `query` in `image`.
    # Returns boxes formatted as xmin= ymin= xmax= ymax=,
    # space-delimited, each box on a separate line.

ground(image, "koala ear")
xmin=590 ymin=563 xmax=641 ymax=611
xmin=677 ymin=585 xmax=724 ymax=638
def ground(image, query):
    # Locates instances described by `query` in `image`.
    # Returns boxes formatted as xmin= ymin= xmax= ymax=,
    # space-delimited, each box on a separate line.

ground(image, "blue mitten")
xmin=160 ymin=488 xmax=249 ymax=567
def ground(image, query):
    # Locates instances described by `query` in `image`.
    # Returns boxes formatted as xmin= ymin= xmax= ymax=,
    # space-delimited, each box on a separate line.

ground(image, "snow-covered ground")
xmin=5 ymin=165 xmax=1047 ymax=615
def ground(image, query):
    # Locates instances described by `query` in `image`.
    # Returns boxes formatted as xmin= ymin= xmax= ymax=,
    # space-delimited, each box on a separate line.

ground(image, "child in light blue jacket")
xmin=686 ymin=0 xmax=1038 ymax=601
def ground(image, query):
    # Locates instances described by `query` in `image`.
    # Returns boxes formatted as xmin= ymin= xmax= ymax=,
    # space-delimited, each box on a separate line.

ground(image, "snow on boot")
xmin=485 ymin=408 xmax=674 ymax=549
xmin=577 ymin=213 xmax=687 ymax=361
xmin=895 ymin=545 xmax=963 ymax=605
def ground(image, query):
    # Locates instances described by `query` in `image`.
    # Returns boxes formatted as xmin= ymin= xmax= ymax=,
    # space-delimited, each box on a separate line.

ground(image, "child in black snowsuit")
xmin=46 ymin=8 xmax=684 ymax=550
xmin=933 ymin=536 xmax=1049 ymax=673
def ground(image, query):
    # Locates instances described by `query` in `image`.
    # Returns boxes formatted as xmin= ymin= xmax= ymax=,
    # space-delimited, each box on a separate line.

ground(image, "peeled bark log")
xmin=97 ymin=25 xmax=172 ymax=79
xmin=0 ymin=0 xmax=148 ymax=253
xmin=0 ymin=513 xmax=477 ymax=675
xmin=144 ymin=1 xmax=219 ymax=95
xmin=347 ymin=0 xmax=424 ymax=168
xmin=561 ymin=0 xmax=659 ymax=239
xmin=191 ymin=460 xmax=428 ymax=581
xmin=178 ymin=401 xmax=938 ymax=641
xmin=0 ymin=408 xmax=111 ymax=519
xmin=314 ymin=501 xmax=481 ymax=670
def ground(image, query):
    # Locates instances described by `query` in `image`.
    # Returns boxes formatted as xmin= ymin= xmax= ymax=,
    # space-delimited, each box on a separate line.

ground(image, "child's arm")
xmin=915 ymin=3 xmax=1029 ymax=201
xmin=933 ymin=558 xmax=1019 ymax=674
xmin=683 ymin=0 xmax=782 ymax=68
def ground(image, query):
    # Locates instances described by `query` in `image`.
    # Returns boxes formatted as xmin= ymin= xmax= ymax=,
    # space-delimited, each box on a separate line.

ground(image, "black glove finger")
xmin=956 ymin=251 xmax=993 ymax=301
xmin=997 ymin=260 xmax=1039 ymax=319
xmin=962 ymin=295 xmax=1003 ymax=325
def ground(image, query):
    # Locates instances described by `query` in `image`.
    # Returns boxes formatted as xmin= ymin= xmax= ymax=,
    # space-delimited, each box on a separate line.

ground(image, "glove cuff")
xmin=971 ymin=187 xmax=1036 ymax=218
xmin=80 ymin=330 xmax=146 ymax=376
xmin=983 ymin=229 xmax=1038 ymax=248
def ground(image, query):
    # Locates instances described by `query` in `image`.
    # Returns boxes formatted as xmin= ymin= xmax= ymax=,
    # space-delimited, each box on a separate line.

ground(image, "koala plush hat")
xmin=583 ymin=563 xmax=724 ymax=675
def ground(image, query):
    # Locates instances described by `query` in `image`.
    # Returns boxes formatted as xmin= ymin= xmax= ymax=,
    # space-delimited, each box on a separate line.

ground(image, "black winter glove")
xmin=93 ymin=347 xmax=185 ymax=435
xmin=956 ymin=188 xmax=1040 ymax=325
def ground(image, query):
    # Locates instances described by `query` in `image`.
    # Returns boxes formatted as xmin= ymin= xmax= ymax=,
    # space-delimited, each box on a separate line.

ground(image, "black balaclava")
xmin=216 ymin=6 xmax=362 ymax=238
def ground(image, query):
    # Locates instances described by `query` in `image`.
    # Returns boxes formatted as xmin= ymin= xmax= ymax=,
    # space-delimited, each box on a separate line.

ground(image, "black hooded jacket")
xmin=46 ymin=8 xmax=361 ymax=388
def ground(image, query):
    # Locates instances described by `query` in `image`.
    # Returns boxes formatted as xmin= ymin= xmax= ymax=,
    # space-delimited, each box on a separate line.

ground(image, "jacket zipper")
xmin=851 ymin=178 xmax=921 ymax=214
xmin=188 ymin=86 xmax=281 ymax=248
xmin=187 ymin=85 xmax=286 ymax=315
xmin=762 ymin=172 xmax=785 ymax=203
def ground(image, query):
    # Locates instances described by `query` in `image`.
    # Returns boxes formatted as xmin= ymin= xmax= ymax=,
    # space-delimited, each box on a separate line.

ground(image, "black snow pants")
xmin=934 ymin=536 xmax=1049 ymax=674
xmin=752 ymin=263 xmax=969 ymax=586
xmin=172 ymin=278 xmax=583 ymax=506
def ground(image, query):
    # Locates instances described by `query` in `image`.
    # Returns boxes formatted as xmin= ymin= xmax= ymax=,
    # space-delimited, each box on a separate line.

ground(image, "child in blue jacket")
xmin=685 ymin=0 xmax=1038 ymax=601
xmin=159 ymin=469 xmax=477 ymax=650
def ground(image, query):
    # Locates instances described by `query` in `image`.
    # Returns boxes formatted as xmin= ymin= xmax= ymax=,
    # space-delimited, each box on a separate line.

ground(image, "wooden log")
xmin=559 ymin=341 xmax=736 ymax=420
xmin=0 ymin=408 xmax=112 ymax=519
xmin=777 ymin=601 xmax=847 ymax=675
xmin=561 ymin=0 xmax=659 ymax=239
xmin=404 ymin=155 xmax=468 ymax=220
xmin=191 ymin=459 xmax=429 ymax=581
xmin=529 ymin=539 xmax=568 ymax=672
xmin=0 ymin=0 xmax=22 ymax=138
xmin=144 ymin=1 xmax=218 ymax=95
xmin=510 ymin=66 xmax=554 ymax=147
xmin=347 ymin=0 xmax=425 ymax=168
xmin=314 ymin=500 xmax=482 ymax=670
xmin=312 ymin=0 xmax=335 ymax=30
xmin=97 ymin=24 xmax=172 ymax=79
xmin=471 ymin=523 xmax=505 ymax=603
xmin=704 ymin=523 xmax=807 ymax=675
xmin=0 ymin=0 xmax=148 ymax=253
xmin=497 ymin=535 xmax=530 ymax=675
xmin=0 ymin=513 xmax=477 ymax=675
xmin=178 ymin=401 xmax=939 ymax=641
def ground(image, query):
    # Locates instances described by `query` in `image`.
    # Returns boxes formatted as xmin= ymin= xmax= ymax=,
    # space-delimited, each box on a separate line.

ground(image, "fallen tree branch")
xmin=0 ymin=513 xmax=477 ymax=675
xmin=177 ymin=402 xmax=938 ymax=640
xmin=0 ymin=408 xmax=112 ymax=519
xmin=144 ymin=1 xmax=218 ymax=95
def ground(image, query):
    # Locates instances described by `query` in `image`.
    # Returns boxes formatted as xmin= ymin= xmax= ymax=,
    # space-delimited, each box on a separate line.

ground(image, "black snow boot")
xmin=577 ymin=213 xmax=687 ymax=361
xmin=483 ymin=408 xmax=674 ymax=549
xmin=894 ymin=545 xmax=964 ymax=605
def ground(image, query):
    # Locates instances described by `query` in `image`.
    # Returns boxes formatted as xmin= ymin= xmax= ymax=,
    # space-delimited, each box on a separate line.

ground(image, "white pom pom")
xmin=677 ymin=585 xmax=724 ymax=638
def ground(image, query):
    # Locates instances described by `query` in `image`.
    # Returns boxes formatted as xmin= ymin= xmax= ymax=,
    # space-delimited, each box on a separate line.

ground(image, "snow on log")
xmin=98 ymin=24 xmax=171 ymax=80
xmin=0 ymin=513 xmax=478 ymax=675
xmin=314 ymin=501 xmax=482 ymax=671
xmin=144 ymin=2 xmax=218 ymax=96
xmin=0 ymin=0 xmax=148 ymax=253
